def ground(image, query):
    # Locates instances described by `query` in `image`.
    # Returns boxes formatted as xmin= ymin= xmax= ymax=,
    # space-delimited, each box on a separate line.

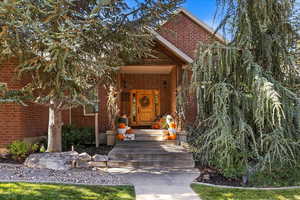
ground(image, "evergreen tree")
xmin=0 ymin=0 xmax=183 ymax=152
xmin=180 ymin=0 xmax=300 ymax=177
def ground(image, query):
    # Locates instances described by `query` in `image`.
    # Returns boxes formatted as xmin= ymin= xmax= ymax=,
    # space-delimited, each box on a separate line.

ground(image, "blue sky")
xmin=182 ymin=0 xmax=219 ymax=29
xmin=127 ymin=0 xmax=299 ymax=31
xmin=182 ymin=0 xmax=300 ymax=30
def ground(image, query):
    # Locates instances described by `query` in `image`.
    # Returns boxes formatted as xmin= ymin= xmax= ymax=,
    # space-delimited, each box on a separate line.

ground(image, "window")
xmin=0 ymin=82 xmax=7 ymax=96
xmin=83 ymin=88 xmax=99 ymax=116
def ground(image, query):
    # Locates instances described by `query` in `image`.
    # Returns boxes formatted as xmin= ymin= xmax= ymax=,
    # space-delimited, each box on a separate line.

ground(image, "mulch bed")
xmin=196 ymin=165 xmax=243 ymax=187
xmin=0 ymin=156 xmax=22 ymax=164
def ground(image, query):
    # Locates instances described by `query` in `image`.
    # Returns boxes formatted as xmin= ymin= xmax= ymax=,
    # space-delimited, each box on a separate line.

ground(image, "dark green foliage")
xmin=62 ymin=125 xmax=94 ymax=151
xmin=248 ymin=164 xmax=300 ymax=187
xmin=7 ymin=141 xmax=39 ymax=161
xmin=179 ymin=0 xmax=300 ymax=178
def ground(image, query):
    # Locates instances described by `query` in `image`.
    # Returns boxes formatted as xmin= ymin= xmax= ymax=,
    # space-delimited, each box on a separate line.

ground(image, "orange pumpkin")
xmin=116 ymin=134 xmax=125 ymax=140
xmin=169 ymin=122 xmax=176 ymax=129
xmin=168 ymin=134 xmax=177 ymax=140
xmin=152 ymin=124 xmax=160 ymax=129
xmin=119 ymin=123 xmax=126 ymax=129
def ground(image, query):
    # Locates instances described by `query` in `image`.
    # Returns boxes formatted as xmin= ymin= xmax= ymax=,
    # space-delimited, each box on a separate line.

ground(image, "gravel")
xmin=0 ymin=163 xmax=130 ymax=186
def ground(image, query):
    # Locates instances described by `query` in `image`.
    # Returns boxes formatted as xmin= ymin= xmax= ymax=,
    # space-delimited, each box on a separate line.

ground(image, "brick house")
xmin=0 ymin=9 xmax=224 ymax=152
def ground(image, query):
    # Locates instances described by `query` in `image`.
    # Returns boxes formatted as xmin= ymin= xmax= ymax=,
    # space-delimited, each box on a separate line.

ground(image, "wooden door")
xmin=136 ymin=90 xmax=155 ymax=124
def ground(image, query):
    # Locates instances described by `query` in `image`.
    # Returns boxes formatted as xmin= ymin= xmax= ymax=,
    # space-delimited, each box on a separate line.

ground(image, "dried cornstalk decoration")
xmin=105 ymin=72 xmax=120 ymax=130
xmin=178 ymin=0 xmax=300 ymax=178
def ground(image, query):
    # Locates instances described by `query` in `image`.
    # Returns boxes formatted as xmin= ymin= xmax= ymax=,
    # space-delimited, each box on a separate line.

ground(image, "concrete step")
xmin=107 ymin=159 xmax=195 ymax=169
xmin=108 ymin=141 xmax=195 ymax=169
xmin=135 ymin=134 xmax=166 ymax=141
xmin=109 ymin=151 xmax=193 ymax=161
xmin=117 ymin=141 xmax=178 ymax=146
xmin=131 ymin=129 xmax=168 ymax=135
xmin=132 ymin=129 xmax=169 ymax=141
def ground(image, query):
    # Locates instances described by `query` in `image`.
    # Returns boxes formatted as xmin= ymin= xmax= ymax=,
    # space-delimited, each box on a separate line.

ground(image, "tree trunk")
xmin=47 ymin=102 xmax=63 ymax=152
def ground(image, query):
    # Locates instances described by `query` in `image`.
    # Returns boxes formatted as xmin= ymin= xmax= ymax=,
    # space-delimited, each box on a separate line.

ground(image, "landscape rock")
xmin=89 ymin=161 xmax=107 ymax=168
xmin=92 ymin=154 xmax=108 ymax=162
xmin=24 ymin=151 xmax=79 ymax=171
xmin=76 ymin=160 xmax=90 ymax=168
xmin=76 ymin=153 xmax=92 ymax=168
xmin=203 ymin=174 xmax=210 ymax=180
xmin=78 ymin=153 xmax=91 ymax=161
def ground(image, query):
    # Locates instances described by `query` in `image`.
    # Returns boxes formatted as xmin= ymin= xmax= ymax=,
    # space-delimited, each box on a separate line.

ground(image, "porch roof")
xmin=120 ymin=65 xmax=174 ymax=74
xmin=150 ymin=30 xmax=194 ymax=64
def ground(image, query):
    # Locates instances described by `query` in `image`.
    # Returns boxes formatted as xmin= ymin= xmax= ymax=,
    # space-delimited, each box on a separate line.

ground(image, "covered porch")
xmin=118 ymin=64 xmax=178 ymax=128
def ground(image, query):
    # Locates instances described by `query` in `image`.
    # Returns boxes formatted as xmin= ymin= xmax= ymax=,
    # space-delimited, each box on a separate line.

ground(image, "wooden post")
xmin=69 ymin=108 xmax=72 ymax=125
xmin=95 ymin=113 xmax=99 ymax=148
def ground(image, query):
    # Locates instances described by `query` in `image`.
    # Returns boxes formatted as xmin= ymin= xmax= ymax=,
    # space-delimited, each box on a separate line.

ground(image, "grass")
xmin=0 ymin=182 xmax=135 ymax=200
xmin=191 ymin=184 xmax=300 ymax=200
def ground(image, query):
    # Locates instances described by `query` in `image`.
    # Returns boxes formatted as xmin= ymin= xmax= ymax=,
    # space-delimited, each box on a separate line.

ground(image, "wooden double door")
xmin=129 ymin=89 xmax=160 ymax=126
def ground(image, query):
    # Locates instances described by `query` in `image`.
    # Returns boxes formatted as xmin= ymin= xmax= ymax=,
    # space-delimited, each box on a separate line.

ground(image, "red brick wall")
xmin=159 ymin=12 xmax=217 ymax=59
xmin=170 ymin=67 xmax=177 ymax=114
xmin=0 ymin=60 xmax=25 ymax=147
xmin=65 ymin=86 xmax=110 ymax=132
xmin=23 ymin=103 xmax=48 ymax=138
xmin=159 ymin=12 xmax=223 ymax=124
xmin=0 ymin=60 xmax=48 ymax=148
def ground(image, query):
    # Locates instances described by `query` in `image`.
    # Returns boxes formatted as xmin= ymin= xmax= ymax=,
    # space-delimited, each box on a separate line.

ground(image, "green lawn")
xmin=0 ymin=182 xmax=135 ymax=200
xmin=191 ymin=184 xmax=300 ymax=200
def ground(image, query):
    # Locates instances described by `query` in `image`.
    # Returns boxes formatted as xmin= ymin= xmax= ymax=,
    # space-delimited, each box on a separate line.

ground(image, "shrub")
xmin=8 ymin=141 xmax=39 ymax=161
xmin=248 ymin=164 xmax=300 ymax=187
xmin=62 ymin=125 xmax=94 ymax=151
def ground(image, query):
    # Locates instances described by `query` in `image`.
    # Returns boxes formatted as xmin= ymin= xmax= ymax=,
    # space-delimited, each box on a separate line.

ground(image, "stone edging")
xmin=0 ymin=179 xmax=132 ymax=187
xmin=192 ymin=182 xmax=300 ymax=190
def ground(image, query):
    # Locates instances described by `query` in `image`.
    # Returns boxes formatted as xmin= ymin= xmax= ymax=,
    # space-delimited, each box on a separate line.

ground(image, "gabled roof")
xmin=150 ymin=29 xmax=194 ymax=64
xmin=176 ymin=8 xmax=226 ymax=43
xmin=149 ymin=8 xmax=226 ymax=64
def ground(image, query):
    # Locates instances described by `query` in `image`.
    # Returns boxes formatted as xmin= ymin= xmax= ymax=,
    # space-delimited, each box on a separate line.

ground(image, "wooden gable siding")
xmin=127 ymin=42 xmax=186 ymax=66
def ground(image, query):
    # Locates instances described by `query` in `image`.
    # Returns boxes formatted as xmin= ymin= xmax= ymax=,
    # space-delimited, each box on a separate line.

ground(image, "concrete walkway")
xmin=109 ymin=168 xmax=201 ymax=200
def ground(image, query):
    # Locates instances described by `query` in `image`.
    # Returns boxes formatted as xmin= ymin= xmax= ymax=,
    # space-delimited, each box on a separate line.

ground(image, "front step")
xmin=108 ymin=141 xmax=195 ymax=169
xmin=108 ymin=159 xmax=195 ymax=169
xmin=109 ymin=151 xmax=193 ymax=160
xmin=135 ymin=134 xmax=166 ymax=141
xmin=117 ymin=140 xmax=178 ymax=146
xmin=132 ymin=129 xmax=168 ymax=141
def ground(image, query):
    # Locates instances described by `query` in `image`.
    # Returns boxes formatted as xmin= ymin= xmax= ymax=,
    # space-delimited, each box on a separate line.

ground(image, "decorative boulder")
xmin=88 ymin=161 xmax=107 ymax=168
xmin=78 ymin=152 xmax=91 ymax=161
xmin=92 ymin=154 xmax=108 ymax=162
xmin=76 ymin=152 xmax=92 ymax=168
xmin=24 ymin=151 xmax=79 ymax=171
xmin=89 ymin=154 xmax=108 ymax=168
